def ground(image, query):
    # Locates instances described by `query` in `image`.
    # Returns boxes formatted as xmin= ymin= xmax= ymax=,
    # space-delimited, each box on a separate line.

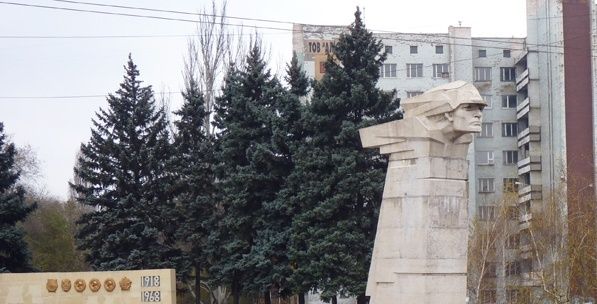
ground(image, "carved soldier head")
xmin=401 ymin=81 xmax=486 ymax=140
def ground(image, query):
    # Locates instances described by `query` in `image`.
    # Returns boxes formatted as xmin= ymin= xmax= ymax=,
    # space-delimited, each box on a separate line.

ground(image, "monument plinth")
xmin=359 ymin=81 xmax=485 ymax=303
xmin=0 ymin=268 xmax=176 ymax=304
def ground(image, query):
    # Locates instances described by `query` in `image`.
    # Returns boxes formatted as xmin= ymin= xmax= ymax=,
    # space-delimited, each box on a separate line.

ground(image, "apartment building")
xmin=293 ymin=0 xmax=597 ymax=302
xmin=292 ymin=23 xmax=524 ymax=229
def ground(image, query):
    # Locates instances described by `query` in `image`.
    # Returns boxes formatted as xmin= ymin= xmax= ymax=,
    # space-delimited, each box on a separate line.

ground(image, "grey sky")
xmin=0 ymin=0 xmax=527 ymax=200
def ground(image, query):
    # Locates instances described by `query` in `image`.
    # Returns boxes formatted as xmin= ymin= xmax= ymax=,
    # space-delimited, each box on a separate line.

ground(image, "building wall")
xmin=471 ymin=37 xmax=525 ymax=211
xmin=292 ymin=10 xmax=597 ymax=299
xmin=593 ymin=2 xmax=597 ymax=197
xmin=292 ymin=24 xmax=523 ymax=222
xmin=563 ymin=0 xmax=596 ymax=193
xmin=526 ymin=0 xmax=567 ymax=192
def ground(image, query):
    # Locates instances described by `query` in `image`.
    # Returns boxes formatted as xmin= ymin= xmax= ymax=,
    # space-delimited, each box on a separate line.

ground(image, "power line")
xmin=0 ymin=1 xmax=292 ymax=32
xmin=0 ymin=34 xmax=194 ymax=39
xmin=1 ymin=1 xmax=588 ymax=54
xmin=0 ymin=92 xmax=184 ymax=100
xmin=0 ymin=94 xmax=107 ymax=100
xmin=2 ymin=2 xmax=594 ymax=57
xmin=0 ymin=1 xmax=536 ymax=48
xmin=0 ymin=52 xmax=511 ymax=101
xmin=0 ymin=33 xmax=289 ymax=39
xmin=47 ymin=0 xmax=597 ymax=29
xmin=49 ymin=0 xmax=295 ymax=25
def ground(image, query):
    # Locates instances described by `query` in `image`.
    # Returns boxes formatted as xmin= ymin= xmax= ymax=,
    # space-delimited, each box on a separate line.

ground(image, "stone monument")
xmin=0 ymin=269 xmax=176 ymax=304
xmin=359 ymin=81 xmax=485 ymax=303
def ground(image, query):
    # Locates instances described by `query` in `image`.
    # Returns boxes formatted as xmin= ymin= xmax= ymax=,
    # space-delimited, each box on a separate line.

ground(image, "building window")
xmin=406 ymin=63 xmax=423 ymax=77
xmin=481 ymin=95 xmax=492 ymax=109
xmin=385 ymin=45 xmax=393 ymax=54
xmin=319 ymin=62 xmax=326 ymax=74
xmin=500 ymin=67 xmax=516 ymax=81
xmin=506 ymin=234 xmax=520 ymax=249
xmin=520 ymin=258 xmax=533 ymax=273
xmin=406 ymin=91 xmax=423 ymax=98
xmin=432 ymin=64 xmax=449 ymax=78
xmin=504 ymin=178 xmax=519 ymax=192
xmin=481 ymin=290 xmax=497 ymax=304
xmin=484 ymin=262 xmax=497 ymax=278
xmin=474 ymin=67 xmax=492 ymax=81
xmin=506 ymin=289 xmax=520 ymax=302
xmin=435 ymin=45 xmax=444 ymax=54
xmin=410 ymin=45 xmax=418 ymax=54
xmin=476 ymin=151 xmax=495 ymax=165
xmin=478 ymin=123 xmax=493 ymax=137
xmin=479 ymin=178 xmax=495 ymax=193
xmin=478 ymin=49 xmax=487 ymax=57
xmin=478 ymin=205 xmax=496 ymax=220
xmin=485 ymin=262 xmax=497 ymax=278
xmin=501 ymin=95 xmax=517 ymax=108
xmin=503 ymin=151 xmax=518 ymax=165
xmin=380 ymin=63 xmax=397 ymax=78
xmin=506 ymin=262 xmax=521 ymax=276
xmin=502 ymin=122 xmax=518 ymax=137
xmin=503 ymin=49 xmax=511 ymax=58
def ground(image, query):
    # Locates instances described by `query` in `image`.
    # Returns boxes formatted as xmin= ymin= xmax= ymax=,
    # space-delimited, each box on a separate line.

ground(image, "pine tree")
xmin=210 ymin=44 xmax=302 ymax=303
xmin=171 ymin=68 xmax=214 ymax=304
xmin=71 ymin=55 xmax=184 ymax=272
xmin=0 ymin=122 xmax=36 ymax=272
xmin=285 ymin=52 xmax=310 ymax=98
xmin=286 ymin=8 xmax=401 ymax=303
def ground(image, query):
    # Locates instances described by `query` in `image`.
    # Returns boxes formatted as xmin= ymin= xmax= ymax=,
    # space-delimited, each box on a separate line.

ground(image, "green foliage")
xmin=285 ymin=52 xmax=310 ymax=97
xmin=71 ymin=55 xmax=185 ymax=272
xmin=171 ymin=66 xmax=214 ymax=283
xmin=0 ymin=122 xmax=36 ymax=272
xmin=210 ymin=43 xmax=303 ymax=299
xmin=23 ymin=199 xmax=89 ymax=272
xmin=285 ymin=7 xmax=401 ymax=300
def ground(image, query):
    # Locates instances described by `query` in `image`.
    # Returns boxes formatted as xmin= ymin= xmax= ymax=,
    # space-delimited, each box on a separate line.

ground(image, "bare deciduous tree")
xmin=468 ymin=182 xmax=597 ymax=304
xmin=468 ymin=192 xmax=518 ymax=304
xmin=185 ymin=0 xmax=246 ymax=135
xmin=522 ymin=183 xmax=597 ymax=304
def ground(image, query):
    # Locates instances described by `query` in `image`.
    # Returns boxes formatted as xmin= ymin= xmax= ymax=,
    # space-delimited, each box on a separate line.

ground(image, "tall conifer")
xmin=72 ymin=55 xmax=184 ymax=271
xmin=210 ymin=44 xmax=302 ymax=303
xmin=0 ymin=122 xmax=35 ymax=272
xmin=286 ymin=8 xmax=401 ymax=303
xmin=285 ymin=52 xmax=310 ymax=98
xmin=171 ymin=68 xmax=214 ymax=303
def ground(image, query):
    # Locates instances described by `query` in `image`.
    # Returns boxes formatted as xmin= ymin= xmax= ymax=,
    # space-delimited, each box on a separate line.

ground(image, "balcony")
xmin=518 ymin=187 xmax=542 ymax=207
xmin=521 ymin=212 xmax=533 ymax=222
xmin=515 ymin=50 xmax=528 ymax=66
xmin=518 ymin=184 xmax=542 ymax=197
xmin=520 ymin=272 xmax=541 ymax=286
xmin=516 ymin=68 xmax=529 ymax=92
xmin=516 ymin=77 xmax=529 ymax=92
xmin=519 ymin=243 xmax=533 ymax=254
xmin=516 ymin=97 xmax=530 ymax=120
xmin=517 ymin=126 xmax=541 ymax=148
xmin=516 ymin=68 xmax=529 ymax=85
xmin=517 ymin=155 xmax=541 ymax=172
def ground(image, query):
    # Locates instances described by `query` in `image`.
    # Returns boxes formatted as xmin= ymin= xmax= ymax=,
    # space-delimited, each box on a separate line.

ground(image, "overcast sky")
xmin=0 ymin=0 xmax=527 ymax=200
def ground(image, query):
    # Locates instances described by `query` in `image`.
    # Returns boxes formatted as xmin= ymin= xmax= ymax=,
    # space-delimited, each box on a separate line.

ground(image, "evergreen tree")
xmin=71 ymin=55 xmax=184 ymax=272
xmin=0 ymin=122 xmax=36 ymax=272
xmin=171 ymin=68 xmax=214 ymax=304
xmin=285 ymin=52 xmax=310 ymax=98
xmin=286 ymin=8 xmax=401 ymax=303
xmin=210 ymin=44 xmax=301 ymax=303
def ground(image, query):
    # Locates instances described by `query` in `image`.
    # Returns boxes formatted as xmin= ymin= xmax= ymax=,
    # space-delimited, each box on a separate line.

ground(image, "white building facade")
xmin=292 ymin=0 xmax=597 ymax=302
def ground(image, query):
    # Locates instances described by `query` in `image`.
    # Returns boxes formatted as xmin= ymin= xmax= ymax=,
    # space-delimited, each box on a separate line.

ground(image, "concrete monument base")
xmin=0 ymin=268 xmax=176 ymax=304
xmin=360 ymin=81 xmax=485 ymax=303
